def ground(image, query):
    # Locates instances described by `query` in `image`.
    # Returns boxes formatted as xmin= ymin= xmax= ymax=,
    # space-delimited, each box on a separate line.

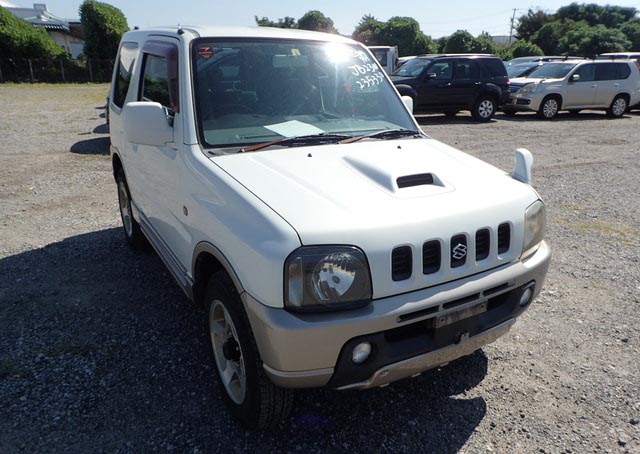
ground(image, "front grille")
xmin=422 ymin=240 xmax=441 ymax=274
xmin=498 ymin=223 xmax=511 ymax=254
xmin=475 ymin=229 xmax=490 ymax=260
xmin=391 ymin=246 xmax=412 ymax=281
xmin=390 ymin=221 xmax=512 ymax=281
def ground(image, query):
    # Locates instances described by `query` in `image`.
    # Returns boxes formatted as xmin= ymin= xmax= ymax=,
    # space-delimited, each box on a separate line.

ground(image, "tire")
xmin=537 ymin=96 xmax=560 ymax=120
xmin=206 ymin=272 xmax=293 ymax=430
xmin=607 ymin=95 xmax=627 ymax=118
xmin=502 ymin=109 xmax=517 ymax=116
xmin=444 ymin=110 xmax=459 ymax=117
xmin=115 ymin=169 xmax=146 ymax=250
xmin=471 ymin=95 xmax=496 ymax=122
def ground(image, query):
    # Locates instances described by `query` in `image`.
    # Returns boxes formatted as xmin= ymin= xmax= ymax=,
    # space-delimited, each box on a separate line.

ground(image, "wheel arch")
xmin=112 ymin=153 xmax=124 ymax=182
xmin=544 ymin=93 xmax=563 ymax=109
xmin=192 ymin=242 xmax=246 ymax=308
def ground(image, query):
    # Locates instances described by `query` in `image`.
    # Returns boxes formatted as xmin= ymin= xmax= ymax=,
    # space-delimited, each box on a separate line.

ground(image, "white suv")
xmin=109 ymin=26 xmax=550 ymax=429
xmin=504 ymin=59 xmax=640 ymax=119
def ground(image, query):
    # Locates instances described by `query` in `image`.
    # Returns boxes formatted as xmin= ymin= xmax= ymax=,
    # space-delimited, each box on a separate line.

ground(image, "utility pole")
xmin=508 ymin=8 xmax=517 ymax=46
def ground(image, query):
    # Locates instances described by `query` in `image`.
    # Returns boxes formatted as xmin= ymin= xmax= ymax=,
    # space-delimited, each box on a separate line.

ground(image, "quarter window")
xmin=112 ymin=42 xmax=138 ymax=108
xmin=595 ymin=63 xmax=630 ymax=81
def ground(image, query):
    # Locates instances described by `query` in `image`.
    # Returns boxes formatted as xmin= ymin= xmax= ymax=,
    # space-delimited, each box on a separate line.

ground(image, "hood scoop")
xmin=397 ymin=173 xmax=435 ymax=188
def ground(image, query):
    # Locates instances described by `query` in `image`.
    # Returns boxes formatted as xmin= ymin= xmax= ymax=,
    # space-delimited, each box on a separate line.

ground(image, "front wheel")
xmin=537 ymin=96 xmax=560 ymax=120
xmin=206 ymin=272 xmax=293 ymax=430
xmin=115 ymin=169 xmax=146 ymax=249
xmin=471 ymin=96 xmax=496 ymax=122
xmin=607 ymin=95 xmax=627 ymax=117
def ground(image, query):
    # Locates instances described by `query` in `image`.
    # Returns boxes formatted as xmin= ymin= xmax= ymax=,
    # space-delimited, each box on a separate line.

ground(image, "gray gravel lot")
xmin=1 ymin=84 xmax=639 ymax=453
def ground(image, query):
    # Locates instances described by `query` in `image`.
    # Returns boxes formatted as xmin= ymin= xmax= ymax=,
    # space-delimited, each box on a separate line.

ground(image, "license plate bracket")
xmin=434 ymin=301 xmax=487 ymax=329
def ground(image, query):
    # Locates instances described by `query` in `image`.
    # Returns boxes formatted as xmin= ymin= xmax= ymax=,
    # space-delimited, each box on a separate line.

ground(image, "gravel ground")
xmin=0 ymin=84 xmax=639 ymax=453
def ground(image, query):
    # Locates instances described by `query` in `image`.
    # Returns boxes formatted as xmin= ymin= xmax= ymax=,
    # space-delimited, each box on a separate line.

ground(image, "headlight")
xmin=522 ymin=200 xmax=546 ymax=260
xmin=285 ymin=246 xmax=372 ymax=312
xmin=521 ymin=83 xmax=538 ymax=94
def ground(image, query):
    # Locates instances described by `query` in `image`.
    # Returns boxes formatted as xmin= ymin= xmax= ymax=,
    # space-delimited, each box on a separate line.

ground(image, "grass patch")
xmin=574 ymin=220 xmax=638 ymax=243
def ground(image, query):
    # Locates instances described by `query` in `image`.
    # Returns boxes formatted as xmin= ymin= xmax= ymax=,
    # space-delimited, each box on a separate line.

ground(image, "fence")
xmin=0 ymin=59 xmax=114 ymax=83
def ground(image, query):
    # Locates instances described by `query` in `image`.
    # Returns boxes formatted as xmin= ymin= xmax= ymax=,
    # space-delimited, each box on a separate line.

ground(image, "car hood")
xmin=211 ymin=137 xmax=539 ymax=298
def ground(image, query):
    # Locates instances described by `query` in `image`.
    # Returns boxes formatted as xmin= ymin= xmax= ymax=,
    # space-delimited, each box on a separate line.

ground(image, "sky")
xmin=9 ymin=0 xmax=640 ymax=38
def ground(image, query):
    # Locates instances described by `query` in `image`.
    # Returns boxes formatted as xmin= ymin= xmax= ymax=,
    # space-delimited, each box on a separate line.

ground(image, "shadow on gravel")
xmin=415 ymin=114 xmax=497 ymax=126
xmin=70 ymin=136 xmax=110 ymax=155
xmin=0 ymin=229 xmax=488 ymax=452
xmin=496 ymin=111 xmax=632 ymax=122
xmin=93 ymin=123 xmax=109 ymax=134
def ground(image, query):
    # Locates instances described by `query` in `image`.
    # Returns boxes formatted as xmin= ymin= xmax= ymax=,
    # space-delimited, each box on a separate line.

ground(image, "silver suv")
xmin=504 ymin=59 xmax=640 ymax=119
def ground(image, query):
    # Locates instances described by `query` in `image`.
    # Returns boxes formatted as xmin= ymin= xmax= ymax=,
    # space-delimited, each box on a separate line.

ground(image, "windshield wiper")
xmin=339 ymin=129 xmax=423 ymax=144
xmin=240 ymin=133 xmax=351 ymax=153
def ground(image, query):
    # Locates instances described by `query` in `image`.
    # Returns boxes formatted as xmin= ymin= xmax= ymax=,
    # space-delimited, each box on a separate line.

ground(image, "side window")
xmin=112 ymin=42 xmax=138 ymax=108
xmin=429 ymin=61 xmax=452 ymax=80
xmin=141 ymin=54 xmax=172 ymax=111
xmin=572 ymin=64 xmax=595 ymax=82
xmin=595 ymin=63 xmax=629 ymax=81
xmin=482 ymin=59 xmax=507 ymax=78
xmin=453 ymin=60 xmax=481 ymax=79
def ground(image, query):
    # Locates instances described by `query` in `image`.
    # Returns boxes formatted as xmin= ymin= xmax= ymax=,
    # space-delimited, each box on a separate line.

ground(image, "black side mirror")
xmin=570 ymin=74 xmax=580 ymax=82
xmin=425 ymin=73 xmax=437 ymax=79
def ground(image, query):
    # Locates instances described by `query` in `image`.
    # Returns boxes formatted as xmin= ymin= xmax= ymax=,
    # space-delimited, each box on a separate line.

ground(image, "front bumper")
xmin=504 ymin=92 xmax=543 ymax=112
xmin=242 ymin=241 xmax=550 ymax=389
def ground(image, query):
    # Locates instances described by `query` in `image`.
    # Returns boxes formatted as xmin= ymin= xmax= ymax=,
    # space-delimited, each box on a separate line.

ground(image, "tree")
xmin=297 ymin=10 xmax=336 ymax=33
xmin=351 ymin=15 xmax=435 ymax=56
xmin=556 ymin=3 xmax=637 ymax=29
xmin=0 ymin=6 xmax=67 ymax=59
xmin=559 ymin=23 xmax=631 ymax=56
xmin=254 ymin=16 xmax=296 ymax=29
xmin=444 ymin=30 xmax=476 ymax=53
xmin=352 ymin=14 xmax=383 ymax=46
xmin=621 ymin=20 xmax=640 ymax=50
xmin=504 ymin=40 xmax=544 ymax=59
xmin=472 ymin=32 xmax=497 ymax=54
xmin=79 ymin=0 xmax=128 ymax=60
xmin=531 ymin=21 xmax=568 ymax=55
xmin=516 ymin=8 xmax=553 ymax=41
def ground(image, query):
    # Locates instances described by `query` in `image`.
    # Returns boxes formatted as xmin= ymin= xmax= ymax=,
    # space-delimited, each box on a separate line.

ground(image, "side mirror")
xmin=425 ymin=73 xmax=437 ymax=79
xmin=570 ymin=74 xmax=580 ymax=82
xmin=401 ymin=95 xmax=414 ymax=113
xmin=122 ymin=102 xmax=174 ymax=146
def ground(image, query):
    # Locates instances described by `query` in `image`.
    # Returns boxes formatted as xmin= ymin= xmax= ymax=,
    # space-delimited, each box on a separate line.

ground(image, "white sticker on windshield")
xmin=264 ymin=120 xmax=324 ymax=138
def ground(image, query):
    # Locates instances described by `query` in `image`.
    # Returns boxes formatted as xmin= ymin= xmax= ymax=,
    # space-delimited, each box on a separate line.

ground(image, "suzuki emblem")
xmin=452 ymin=243 xmax=467 ymax=260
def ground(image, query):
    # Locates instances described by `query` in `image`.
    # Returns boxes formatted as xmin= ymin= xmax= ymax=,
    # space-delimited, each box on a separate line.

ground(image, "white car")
xmin=108 ymin=25 xmax=551 ymax=429
xmin=504 ymin=59 xmax=640 ymax=119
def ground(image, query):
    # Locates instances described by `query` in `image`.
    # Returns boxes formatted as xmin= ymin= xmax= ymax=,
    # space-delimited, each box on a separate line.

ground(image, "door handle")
xmin=591 ymin=84 xmax=597 ymax=88
xmin=474 ymin=81 xmax=482 ymax=85
xmin=614 ymin=83 xmax=620 ymax=87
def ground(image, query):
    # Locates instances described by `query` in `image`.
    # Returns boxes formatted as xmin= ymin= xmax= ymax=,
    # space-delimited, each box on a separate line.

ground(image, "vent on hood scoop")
xmin=396 ymin=173 xmax=434 ymax=188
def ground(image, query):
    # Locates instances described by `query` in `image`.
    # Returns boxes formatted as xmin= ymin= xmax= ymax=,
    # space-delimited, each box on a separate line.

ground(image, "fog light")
xmin=519 ymin=284 xmax=535 ymax=306
xmin=352 ymin=342 xmax=372 ymax=364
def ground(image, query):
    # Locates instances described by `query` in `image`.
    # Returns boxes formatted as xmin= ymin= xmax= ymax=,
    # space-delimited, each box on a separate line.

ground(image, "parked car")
xmin=391 ymin=54 xmax=509 ymax=121
xmin=109 ymin=26 xmax=550 ymax=429
xmin=368 ymin=45 xmax=399 ymax=74
xmin=596 ymin=53 xmax=640 ymax=110
xmin=503 ymin=59 xmax=640 ymax=118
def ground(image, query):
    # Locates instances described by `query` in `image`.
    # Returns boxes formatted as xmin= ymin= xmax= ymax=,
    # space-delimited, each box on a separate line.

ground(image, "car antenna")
xmin=178 ymin=25 xmax=184 ymax=35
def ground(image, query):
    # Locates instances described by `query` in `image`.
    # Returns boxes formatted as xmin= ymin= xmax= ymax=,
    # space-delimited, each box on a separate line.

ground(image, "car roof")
xmin=122 ymin=25 xmax=356 ymax=44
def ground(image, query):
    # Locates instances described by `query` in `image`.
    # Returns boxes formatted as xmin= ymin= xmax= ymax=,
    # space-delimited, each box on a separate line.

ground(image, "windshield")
xmin=192 ymin=39 xmax=417 ymax=149
xmin=507 ymin=64 xmax=538 ymax=78
xmin=392 ymin=58 xmax=432 ymax=77
xmin=526 ymin=63 xmax=576 ymax=79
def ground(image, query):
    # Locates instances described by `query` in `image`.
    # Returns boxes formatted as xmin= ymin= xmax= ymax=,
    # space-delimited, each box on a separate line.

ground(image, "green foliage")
xmin=516 ymin=8 xmax=553 ymax=41
xmin=352 ymin=15 xmax=435 ymax=56
xmin=443 ymin=30 xmax=475 ymax=53
xmin=505 ymin=40 xmax=544 ymax=59
xmin=254 ymin=16 xmax=296 ymax=28
xmin=79 ymin=0 xmax=128 ymax=60
xmin=556 ymin=3 xmax=636 ymax=28
xmin=297 ymin=10 xmax=336 ymax=33
xmin=473 ymin=32 xmax=497 ymax=54
xmin=0 ymin=6 xmax=67 ymax=59
xmin=352 ymin=14 xmax=384 ymax=46
xmin=621 ymin=20 xmax=640 ymax=49
xmin=559 ymin=23 xmax=631 ymax=56
xmin=531 ymin=20 xmax=570 ymax=54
